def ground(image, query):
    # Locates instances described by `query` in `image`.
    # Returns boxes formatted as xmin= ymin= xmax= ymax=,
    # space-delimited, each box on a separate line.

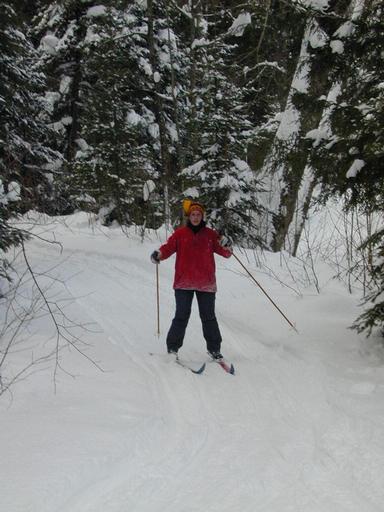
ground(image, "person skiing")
xmin=150 ymin=200 xmax=232 ymax=360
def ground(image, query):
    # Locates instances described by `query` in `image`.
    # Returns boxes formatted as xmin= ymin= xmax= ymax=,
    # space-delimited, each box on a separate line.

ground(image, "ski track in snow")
xmin=2 ymin=218 xmax=384 ymax=512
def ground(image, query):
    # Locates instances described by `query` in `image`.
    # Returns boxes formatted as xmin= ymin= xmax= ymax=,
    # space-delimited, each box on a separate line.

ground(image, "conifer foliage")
xmin=0 ymin=1 xmax=56 ymax=280
xmin=70 ymin=2 xmax=155 ymax=225
xmin=315 ymin=1 xmax=384 ymax=335
xmin=181 ymin=5 xmax=262 ymax=244
xmin=1 ymin=2 xmax=56 ymax=211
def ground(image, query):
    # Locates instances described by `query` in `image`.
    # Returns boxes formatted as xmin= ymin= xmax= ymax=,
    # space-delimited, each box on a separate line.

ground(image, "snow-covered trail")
xmin=1 ymin=214 xmax=384 ymax=512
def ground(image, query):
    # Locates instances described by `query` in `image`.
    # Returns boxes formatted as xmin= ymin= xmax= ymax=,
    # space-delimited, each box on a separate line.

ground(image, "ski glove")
xmin=219 ymin=235 xmax=232 ymax=249
xmin=150 ymin=250 xmax=161 ymax=264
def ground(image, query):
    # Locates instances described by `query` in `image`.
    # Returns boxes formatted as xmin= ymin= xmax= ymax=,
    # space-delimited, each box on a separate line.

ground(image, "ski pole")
xmin=156 ymin=263 xmax=160 ymax=337
xmin=232 ymin=252 xmax=298 ymax=333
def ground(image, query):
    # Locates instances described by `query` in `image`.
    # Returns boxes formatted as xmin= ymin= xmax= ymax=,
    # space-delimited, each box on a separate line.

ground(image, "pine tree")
xmin=0 ymin=2 xmax=57 ymax=212
xmin=0 ymin=1 xmax=61 ymax=284
xmin=33 ymin=0 xmax=98 ymax=212
xmin=145 ymin=0 xmax=193 ymax=226
xmin=67 ymin=2 xmax=153 ymax=225
xmin=34 ymin=0 xmax=192 ymax=227
xmin=180 ymin=5 xmax=262 ymax=245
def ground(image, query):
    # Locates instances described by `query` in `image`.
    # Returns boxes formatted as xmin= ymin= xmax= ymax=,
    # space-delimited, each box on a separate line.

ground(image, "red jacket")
xmin=159 ymin=225 xmax=232 ymax=292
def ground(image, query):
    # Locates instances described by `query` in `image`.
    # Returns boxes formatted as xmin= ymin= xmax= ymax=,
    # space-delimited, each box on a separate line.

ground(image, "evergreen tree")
xmin=34 ymin=0 xmax=192 ymax=226
xmin=33 ymin=0 xmax=99 ymax=213
xmin=0 ymin=1 xmax=58 ymax=282
xmin=180 ymin=5 xmax=262 ymax=245
xmin=230 ymin=1 xmax=305 ymax=163
xmin=314 ymin=1 xmax=384 ymax=336
xmin=68 ymin=2 xmax=153 ymax=225
xmin=0 ymin=1 xmax=57 ymax=213
xmin=145 ymin=0 xmax=192 ymax=226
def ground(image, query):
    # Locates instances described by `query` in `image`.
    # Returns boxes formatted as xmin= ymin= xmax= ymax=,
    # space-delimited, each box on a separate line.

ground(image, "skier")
xmin=150 ymin=200 xmax=232 ymax=360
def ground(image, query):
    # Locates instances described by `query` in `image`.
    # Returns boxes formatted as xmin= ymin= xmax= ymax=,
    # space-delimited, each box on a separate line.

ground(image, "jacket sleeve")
xmin=212 ymin=231 xmax=232 ymax=258
xmin=159 ymin=230 xmax=178 ymax=260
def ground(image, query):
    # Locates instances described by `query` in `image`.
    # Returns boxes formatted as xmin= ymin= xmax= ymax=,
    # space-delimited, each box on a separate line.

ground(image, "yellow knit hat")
xmin=182 ymin=199 xmax=205 ymax=216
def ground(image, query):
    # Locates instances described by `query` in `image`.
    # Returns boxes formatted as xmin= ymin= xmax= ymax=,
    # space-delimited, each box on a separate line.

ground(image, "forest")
xmin=1 ymin=0 xmax=383 ymax=336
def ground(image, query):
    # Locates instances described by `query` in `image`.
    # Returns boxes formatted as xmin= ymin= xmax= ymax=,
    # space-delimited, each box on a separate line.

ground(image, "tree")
xmin=0 ymin=1 xmax=60 ymax=284
xmin=33 ymin=0 xmax=99 ymax=213
xmin=179 ymin=4 xmax=263 ymax=245
xmin=68 ymin=2 xmax=155 ymax=226
xmin=0 ymin=2 xmax=57 ymax=213
xmin=314 ymin=1 xmax=384 ymax=336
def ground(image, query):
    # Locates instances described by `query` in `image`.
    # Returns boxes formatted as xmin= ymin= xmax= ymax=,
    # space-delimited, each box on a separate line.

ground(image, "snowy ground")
xmin=1 ymin=212 xmax=384 ymax=512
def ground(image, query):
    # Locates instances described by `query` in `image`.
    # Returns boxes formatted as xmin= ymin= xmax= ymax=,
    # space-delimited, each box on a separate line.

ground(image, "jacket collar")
xmin=187 ymin=219 xmax=206 ymax=234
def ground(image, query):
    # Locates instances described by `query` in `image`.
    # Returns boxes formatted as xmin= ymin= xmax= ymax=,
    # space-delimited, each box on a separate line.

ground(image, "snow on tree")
xmin=33 ymin=0 xmax=100 ymax=212
xmin=68 ymin=2 xmax=158 ymax=226
xmin=256 ymin=0 xmax=360 ymax=253
xmin=0 ymin=1 xmax=62 ymax=286
xmin=180 ymin=5 xmax=263 ymax=245
xmin=313 ymin=0 xmax=384 ymax=336
xmin=0 ymin=2 xmax=58 ymax=212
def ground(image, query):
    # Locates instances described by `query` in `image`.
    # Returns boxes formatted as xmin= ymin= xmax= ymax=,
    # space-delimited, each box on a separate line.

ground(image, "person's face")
xmin=189 ymin=210 xmax=203 ymax=226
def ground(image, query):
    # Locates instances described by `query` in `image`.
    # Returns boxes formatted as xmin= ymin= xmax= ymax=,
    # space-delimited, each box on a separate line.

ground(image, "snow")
xmin=49 ymin=121 xmax=66 ymax=134
xmin=273 ymin=20 xmax=316 ymax=142
xmin=44 ymin=91 xmax=61 ymax=114
xmin=351 ymin=0 xmax=365 ymax=21
xmin=228 ymin=12 xmax=252 ymax=37
xmin=6 ymin=181 xmax=21 ymax=202
xmin=1 ymin=212 xmax=384 ymax=512
xmin=298 ymin=0 xmax=329 ymax=11
xmin=191 ymin=38 xmax=208 ymax=49
xmin=334 ymin=21 xmax=355 ymax=39
xmin=139 ymin=57 xmax=152 ymax=76
xmin=86 ymin=6 xmax=107 ymax=18
xmin=143 ymin=180 xmax=156 ymax=201
xmin=158 ymin=28 xmax=177 ymax=49
xmin=0 ymin=180 xmax=22 ymax=204
xmin=85 ymin=26 xmax=102 ymax=44
xmin=75 ymin=138 xmax=89 ymax=151
xmin=59 ymin=76 xmax=72 ymax=95
xmin=330 ymin=40 xmax=344 ymax=54
xmin=61 ymin=116 xmax=73 ymax=126
xmin=167 ymin=122 xmax=178 ymax=142
xmin=43 ymin=159 xmax=62 ymax=173
xmin=346 ymin=159 xmax=365 ymax=178
xmin=327 ymin=81 xmax=342 ymax=104
xmin=40 ymin=34 xmax=59 ymax=55
xmin=276 ymin=106 xmax=301 ymax=141
xmin=232 ymin=158 xmax=250 ymax=172
xmin=0 ymin=180 xmax=6 ymax=204
xmin=305 ymin=127 xmax=329 ymax=146
xmin=181 ymin=160 xmax=206 ymax=176
xmin=308 ymin=23 xmax=328 ymax=49
xmin=182 ymin=187 xmax=199 ymax=198
xmin=56 ymin=22 xmax=76 ymax=52
xmin=148 ymin=122 xmax=159 ymax=139
xmin=126 ymin=110 xmax=142 ymax=126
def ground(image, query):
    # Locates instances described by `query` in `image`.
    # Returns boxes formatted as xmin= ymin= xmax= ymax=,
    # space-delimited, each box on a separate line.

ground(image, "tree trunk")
xmin=147 ymin=0 xmax=172 ymax=225
xmin=260 ymin=11 xmax=346 ymax=252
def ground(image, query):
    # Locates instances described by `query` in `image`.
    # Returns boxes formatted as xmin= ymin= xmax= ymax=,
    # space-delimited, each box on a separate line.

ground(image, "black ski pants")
xmin=166 ymin=289 xmax=222 ymax=354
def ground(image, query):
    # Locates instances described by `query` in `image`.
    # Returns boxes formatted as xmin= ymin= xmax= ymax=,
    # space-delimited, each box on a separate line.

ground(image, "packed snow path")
xmin=1 ymin=214 xmax=384 ymax=512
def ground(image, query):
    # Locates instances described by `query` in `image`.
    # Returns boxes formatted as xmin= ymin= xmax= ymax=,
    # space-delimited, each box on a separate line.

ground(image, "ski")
xmin=209 ymin=356 xmax=235 ymax=375
xmin=175 ymin=357 xmax=206 ymax=375
xmin=149 ymin=352 xmax=206 ymax=374
xmin=150 ymin=351 xmax=235 ymax=375
xmin=217 ymin=360 xmax=235 ymax=375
